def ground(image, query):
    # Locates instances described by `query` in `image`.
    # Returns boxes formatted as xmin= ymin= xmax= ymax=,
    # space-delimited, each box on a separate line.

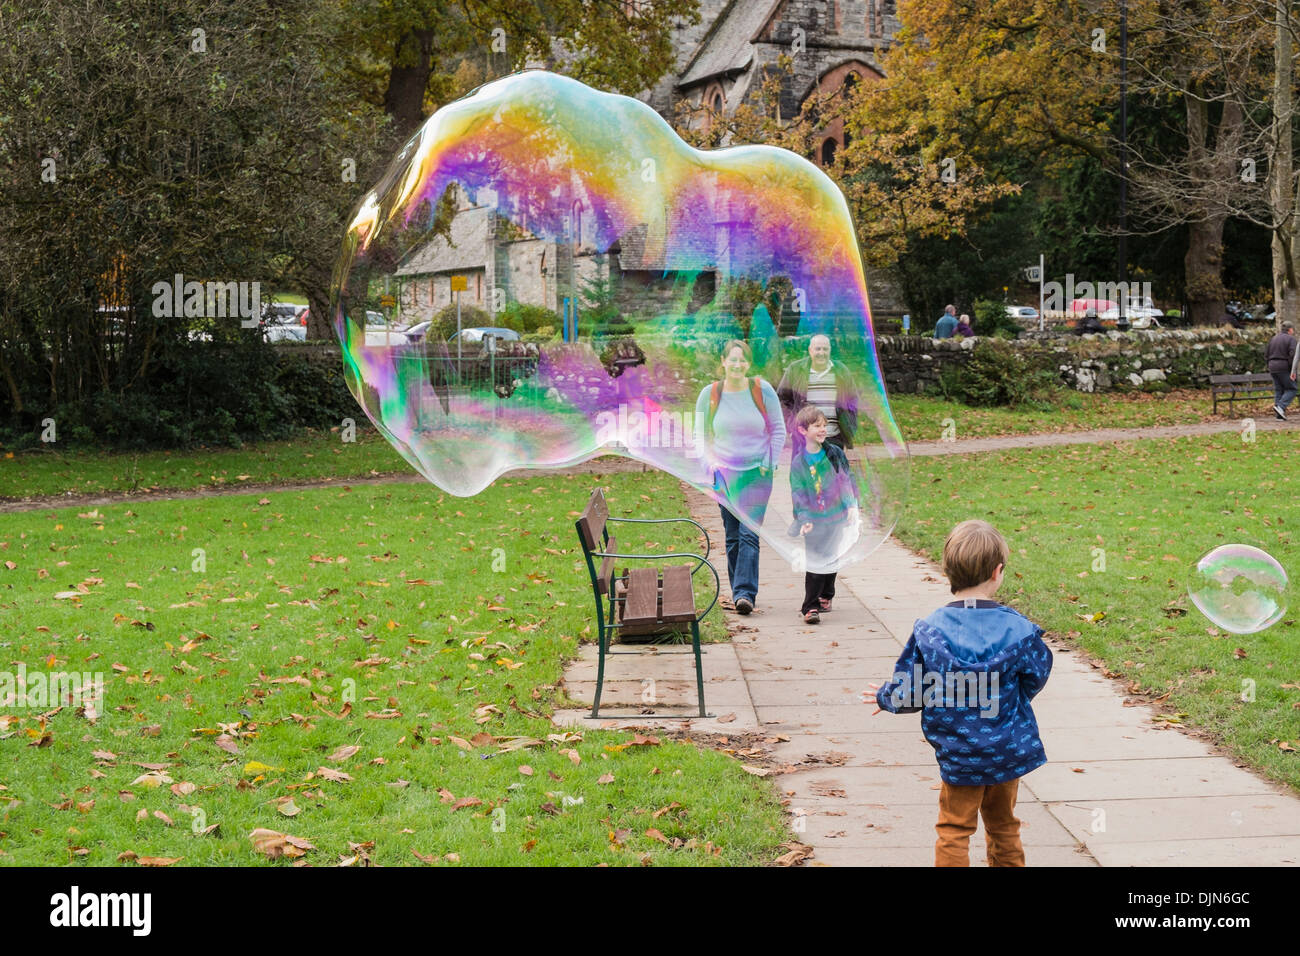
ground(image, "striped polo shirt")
xmin=806 ymin=364 xmax=839 ymax=437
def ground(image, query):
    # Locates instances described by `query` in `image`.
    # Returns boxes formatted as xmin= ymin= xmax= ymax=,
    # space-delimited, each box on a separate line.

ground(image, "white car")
xmin=1099 ymin=304 xmax=1163 ymax=328
xmin=263 ymin=323 xmax=306 ymax=343
xmin=1006 ymin=305 xmax=1040 ymax=323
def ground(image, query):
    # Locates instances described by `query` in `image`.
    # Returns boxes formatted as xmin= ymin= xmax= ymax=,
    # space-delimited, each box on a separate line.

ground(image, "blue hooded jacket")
xmin=875 ymin=602 xmax=1052 ymax=785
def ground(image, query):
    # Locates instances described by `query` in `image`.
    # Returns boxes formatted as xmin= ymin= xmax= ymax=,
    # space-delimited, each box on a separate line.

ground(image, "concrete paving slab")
xmin=806 ymin=843 xmax=1097 ymax=867
xmin=789 ymin=799 xmax=1079 ymax=848
xmin=1088 ymin=836 xmax=1300 ymax=867
xmin=1046 ymin=793 xmax=1300 ymax=844
xmin=1041 ymin=724 xmax=1217 ymax=761
xmin=1024 ymin=758 xmax=1281 ymax=802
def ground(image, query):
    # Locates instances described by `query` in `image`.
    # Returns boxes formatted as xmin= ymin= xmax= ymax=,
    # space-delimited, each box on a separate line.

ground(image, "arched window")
xmin=821 ymin=139 xmax=837 ymax=166
xmin=711 ymin=91 xmax=723 ymax=113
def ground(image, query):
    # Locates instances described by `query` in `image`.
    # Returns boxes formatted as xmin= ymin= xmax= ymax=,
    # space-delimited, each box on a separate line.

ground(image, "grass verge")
xmin=0 ymin=471 xmax=781 ymax=865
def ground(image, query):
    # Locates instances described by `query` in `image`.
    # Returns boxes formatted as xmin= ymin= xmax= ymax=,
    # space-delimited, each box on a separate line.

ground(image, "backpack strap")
xmin=707 ymin=381 xmax=722 ymax=435
xmin=749 ymin=377 xmax=771 ymax=434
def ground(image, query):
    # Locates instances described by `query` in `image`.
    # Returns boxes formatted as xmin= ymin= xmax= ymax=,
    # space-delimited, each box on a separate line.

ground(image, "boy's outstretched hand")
xmin=861 ymin=683 xmax=881 ymax=715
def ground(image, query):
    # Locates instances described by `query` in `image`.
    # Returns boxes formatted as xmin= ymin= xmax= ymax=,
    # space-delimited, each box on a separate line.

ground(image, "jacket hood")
xmin=914 ymin=605 xmax=1042 ymax=670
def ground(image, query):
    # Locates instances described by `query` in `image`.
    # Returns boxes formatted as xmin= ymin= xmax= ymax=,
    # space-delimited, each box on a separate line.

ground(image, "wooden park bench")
xmin=1210 ymin=373 xmax=1275 ymax=416
xmin=574 ymin=488 xmax=719 ymax=718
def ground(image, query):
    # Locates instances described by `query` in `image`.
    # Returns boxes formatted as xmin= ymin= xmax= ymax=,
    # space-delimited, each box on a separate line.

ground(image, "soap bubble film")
xmin=1187 ymin=544 xmax=1288 ymax=636
xmin=330 ymin=70 xmax=908 ymax=572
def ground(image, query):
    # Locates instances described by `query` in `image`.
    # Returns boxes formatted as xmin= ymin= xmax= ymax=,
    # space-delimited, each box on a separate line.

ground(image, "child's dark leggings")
xmin=802 ymin=572 xmax=836 ymax=613
xmin=801 ymin=521 xmax=840 ymax=613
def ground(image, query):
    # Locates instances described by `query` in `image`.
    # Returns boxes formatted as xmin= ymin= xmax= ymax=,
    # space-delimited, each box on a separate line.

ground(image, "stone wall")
xmin=873 ymin=327 xmax=1276 ymax=395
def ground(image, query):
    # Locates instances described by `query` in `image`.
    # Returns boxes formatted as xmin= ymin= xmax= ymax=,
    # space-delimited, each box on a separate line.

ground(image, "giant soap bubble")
xmin=330 ymin=70 xmax=908 ymax=573
xmin=1188 ymin=544 xmax=1288 ymax=635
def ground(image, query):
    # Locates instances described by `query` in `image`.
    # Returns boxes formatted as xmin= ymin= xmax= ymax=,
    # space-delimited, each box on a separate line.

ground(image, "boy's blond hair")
xmin=942 ymin=520 xmax=1009 ymax=593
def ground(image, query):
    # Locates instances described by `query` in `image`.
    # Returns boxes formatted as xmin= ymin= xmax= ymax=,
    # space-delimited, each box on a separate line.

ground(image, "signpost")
xmin=379 ymin=294 xmax=396 ymax=345
xmin=451 ymin=275 xmax=468 ymax=373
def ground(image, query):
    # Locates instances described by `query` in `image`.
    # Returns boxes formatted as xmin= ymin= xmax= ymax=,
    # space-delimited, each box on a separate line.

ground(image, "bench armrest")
xmin=606 ymin=516 xmax=711 ymax=562
xmin=589 ymin=550 xmax=721 ymax=619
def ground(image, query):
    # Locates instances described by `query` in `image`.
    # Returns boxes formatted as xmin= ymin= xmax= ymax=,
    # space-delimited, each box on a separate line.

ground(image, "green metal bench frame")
xmin=575 ymin=489 xmax=719 ymax=719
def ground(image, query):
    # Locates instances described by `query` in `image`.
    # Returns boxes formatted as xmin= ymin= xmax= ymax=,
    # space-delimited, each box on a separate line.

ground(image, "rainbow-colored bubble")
xmin=330 ymin=70 xmax=908 ymax=571
xmin=1188 ymin=545 xmax=1288 ymax=635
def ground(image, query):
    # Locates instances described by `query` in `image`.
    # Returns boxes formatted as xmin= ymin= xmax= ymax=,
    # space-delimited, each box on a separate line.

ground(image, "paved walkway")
xmin=555 ymin=484 xmax=1300 ymax=867
xmin=905 ymin=416 xmax=1292 ymax=458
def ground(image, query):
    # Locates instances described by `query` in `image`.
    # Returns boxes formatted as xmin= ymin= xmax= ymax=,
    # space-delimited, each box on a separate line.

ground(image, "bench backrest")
xmin=576 ymin=488 xmax=608 ymax=552
xmin=1210 ymin=373 xmax=1272 ymax=384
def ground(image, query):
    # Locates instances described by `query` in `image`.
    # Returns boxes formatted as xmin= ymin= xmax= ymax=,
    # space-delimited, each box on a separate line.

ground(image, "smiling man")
xmin=776 ymin=333 xmax=861 ymax=458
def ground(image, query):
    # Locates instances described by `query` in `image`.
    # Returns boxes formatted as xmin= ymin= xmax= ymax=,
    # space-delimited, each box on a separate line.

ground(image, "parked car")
xmin=263 ymin=322 xmax=306 ymax=343
xmin=262 ymin=303 xmax=306 ymax=325
xmin=1099 ymin=302 xmax=1164 ymax=329
xmin=1005 ymin=305 xmax=1039 ymax=325
xmin=403 ymin=321 xmax=433 ymax=344
xmin=448 ymin=326 xmax=522 ymax=346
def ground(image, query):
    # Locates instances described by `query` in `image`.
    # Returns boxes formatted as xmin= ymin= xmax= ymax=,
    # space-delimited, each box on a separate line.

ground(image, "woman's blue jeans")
xmin=715 ymin=466 xmax=773 ymax=604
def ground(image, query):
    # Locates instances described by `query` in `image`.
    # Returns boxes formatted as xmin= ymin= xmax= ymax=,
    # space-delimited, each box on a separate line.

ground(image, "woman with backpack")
xmin=693 ymin=339 xmax=787 ymax=615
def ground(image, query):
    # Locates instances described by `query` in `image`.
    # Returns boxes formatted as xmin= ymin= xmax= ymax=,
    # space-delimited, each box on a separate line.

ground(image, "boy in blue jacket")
xmin=863 ymin=519 xmax=1052 ymax=866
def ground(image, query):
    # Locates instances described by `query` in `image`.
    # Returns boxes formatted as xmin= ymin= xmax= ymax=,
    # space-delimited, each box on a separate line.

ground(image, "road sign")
xmin=379 ymin=294 xmax=396 ymax=307
xmin=450 ymin=275 xmax=468 ymax=292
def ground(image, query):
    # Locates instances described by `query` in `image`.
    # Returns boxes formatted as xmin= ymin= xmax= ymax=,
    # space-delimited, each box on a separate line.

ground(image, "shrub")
xmin=432 ymin=303 xmax=492 ymax=339
xmin=496 ymin=302 xmax=560 ymax=333
xmin=938 ymin=339 xmax=1063 ymax=408
xmin=0 ymin=341 xmax=356 ymax=451
xmin=972 ymin=299 xmax=1025 ymax=340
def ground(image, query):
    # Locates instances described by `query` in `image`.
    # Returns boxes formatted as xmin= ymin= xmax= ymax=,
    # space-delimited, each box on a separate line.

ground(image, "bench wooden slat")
xmin=659 ymin=565 xmax=697 ymax=623
xmin=1210 ymin=373 xmax=1272 ymax=385
xmin=596 ymin=536 xmax=616 ymax=596
xmin=621 ymin=567 xmax=660 ymax=626
xmin=577 ymin=489 xmax=608 ymax=551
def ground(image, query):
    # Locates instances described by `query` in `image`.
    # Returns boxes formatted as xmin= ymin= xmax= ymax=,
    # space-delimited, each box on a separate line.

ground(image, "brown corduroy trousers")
xmin=935 ymin=778 xmax=1025 ymax=867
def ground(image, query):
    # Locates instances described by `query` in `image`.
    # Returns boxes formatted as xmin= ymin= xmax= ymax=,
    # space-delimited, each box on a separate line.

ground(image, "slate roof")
xmin=677 ymin=0 xmax=781 ymax=88
xmin=395 ymin=205 xmax=490 ymax=276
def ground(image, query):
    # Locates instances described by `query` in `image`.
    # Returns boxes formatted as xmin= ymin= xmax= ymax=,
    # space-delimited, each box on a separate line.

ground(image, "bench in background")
xmin=1210 ymin=373 xmax=1274 ymax=416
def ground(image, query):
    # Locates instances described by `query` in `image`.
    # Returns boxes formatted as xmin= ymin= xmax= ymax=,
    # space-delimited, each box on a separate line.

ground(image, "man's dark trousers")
xmin=1272 ymin=370 xmax=1297 ymax=412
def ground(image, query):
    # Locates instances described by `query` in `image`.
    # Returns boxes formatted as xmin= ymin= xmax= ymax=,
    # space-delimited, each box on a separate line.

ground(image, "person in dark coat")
xmin=1265 ymin=320 xmax=1299 ymax=420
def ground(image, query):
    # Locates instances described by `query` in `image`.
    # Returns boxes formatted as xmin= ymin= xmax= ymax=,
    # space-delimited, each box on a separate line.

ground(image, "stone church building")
xmin=396 ymin=0 xmax=904 ymax=331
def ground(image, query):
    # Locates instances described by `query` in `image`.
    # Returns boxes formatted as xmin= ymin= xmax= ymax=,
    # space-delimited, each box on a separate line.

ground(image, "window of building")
xmin=821 ymin=138 xmax=837 ymax=166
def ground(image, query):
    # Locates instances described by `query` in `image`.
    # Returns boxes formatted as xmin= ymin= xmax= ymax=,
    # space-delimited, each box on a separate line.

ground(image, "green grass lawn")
xmin=1 ymin=428 xmax=410 ymax=500
xmin=887 ymin=388 xmax=1222 ymax=442
xmin=0 ymin=471 xmax=782 ymax=866
xmin=4 ymin=389 xmax=1232 ymax=501
xmin=891 ymin=428 xmax=1300 ymax=793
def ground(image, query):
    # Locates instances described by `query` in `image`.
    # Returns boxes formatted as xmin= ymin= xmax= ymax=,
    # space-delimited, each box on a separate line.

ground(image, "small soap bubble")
xmin=330 ymin=71 xmax=909 ymax=572
xmin=1188 ymin=545 xmax=1288 ymax=635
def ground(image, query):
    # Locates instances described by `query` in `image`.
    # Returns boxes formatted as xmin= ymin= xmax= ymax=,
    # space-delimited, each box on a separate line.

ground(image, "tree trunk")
xmin=1183 ymin=90 xmax=1240 ymax=325
xmin=1273 ymin=0 xmax=1298 ymax=332
xmin=382 ymin=29 xmax=435 ymax=136
xmin=307 ymin=292 xmax=332 ymax=342
xmin=1185 ymin=217 xmax=1227 ymax=325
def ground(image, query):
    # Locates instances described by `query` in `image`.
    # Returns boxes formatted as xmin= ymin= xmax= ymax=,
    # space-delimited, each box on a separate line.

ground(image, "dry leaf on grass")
xmin=249 ymin=828 xmax=315 ymax=859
